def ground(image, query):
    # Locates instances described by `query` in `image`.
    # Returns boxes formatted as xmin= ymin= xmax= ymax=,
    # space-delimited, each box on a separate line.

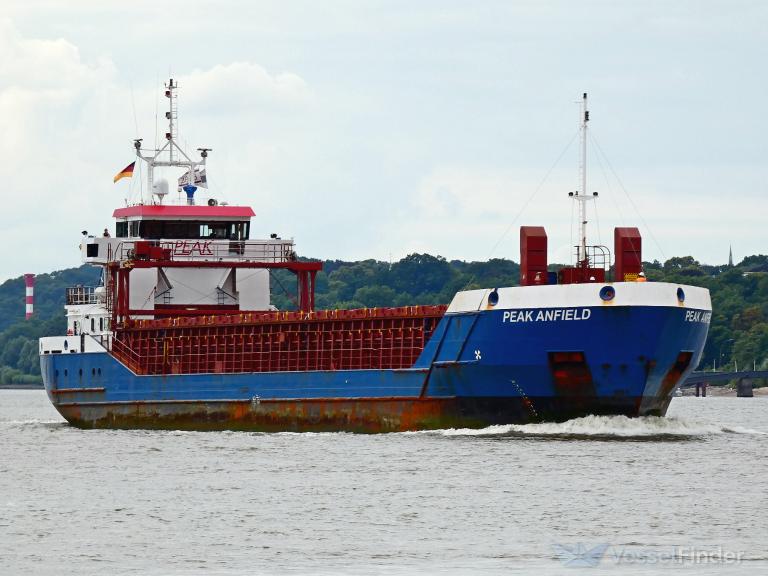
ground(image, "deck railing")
xmin=114 ymin=239 xmax=296 ymax=264
xmin=110 ymin=306 xmax=447 ymax=376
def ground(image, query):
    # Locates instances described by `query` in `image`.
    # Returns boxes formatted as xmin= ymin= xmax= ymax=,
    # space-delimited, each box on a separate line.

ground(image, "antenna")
xmin=165 ymin=78 xmax=177 ymax=162
xmin=571 ymin=92 xmax=598 ymax=266
xmin=132 ymin=79 xmax=209 ymax=205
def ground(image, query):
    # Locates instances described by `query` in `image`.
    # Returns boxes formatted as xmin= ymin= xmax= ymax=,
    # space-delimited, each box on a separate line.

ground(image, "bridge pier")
xmin=683 ymin=370 xmax=768 ymax=393
xmin=737 ymin=378 xmax=754 ymax=398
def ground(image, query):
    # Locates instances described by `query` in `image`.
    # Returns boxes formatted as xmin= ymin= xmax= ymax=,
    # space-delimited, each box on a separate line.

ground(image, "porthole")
xmin=677 ymin=287 xmax=685 ymax=303
xmin=92 ymin=368 xmax=96 ymax=376
xmin=599 ymin=286 xmax=616 ymax=301
xmin=64 ymin=369 xmax=68 ymax=377
xmin=97 ymin=368 xmax=102 ymax=376
xmin=79 ymin=368 xmax=83 ymax=377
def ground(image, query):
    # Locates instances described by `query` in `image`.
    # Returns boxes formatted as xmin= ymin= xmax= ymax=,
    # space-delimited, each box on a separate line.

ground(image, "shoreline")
xmin=0 ymin=384 xmax=44 ymax=390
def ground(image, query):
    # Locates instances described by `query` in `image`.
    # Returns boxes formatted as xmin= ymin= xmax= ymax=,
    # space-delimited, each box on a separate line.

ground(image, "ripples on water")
xmin=1 ymin=391 xmax=767 ymax=575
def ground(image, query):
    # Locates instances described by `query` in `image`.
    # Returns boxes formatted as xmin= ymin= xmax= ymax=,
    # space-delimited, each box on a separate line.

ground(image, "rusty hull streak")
xmin=55 ymin=397 xmax=478 ymax=433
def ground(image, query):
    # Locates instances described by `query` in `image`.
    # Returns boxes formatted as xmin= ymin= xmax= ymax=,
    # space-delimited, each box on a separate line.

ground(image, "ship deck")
xmin=112 ymin=305 xmax=448 ymax=376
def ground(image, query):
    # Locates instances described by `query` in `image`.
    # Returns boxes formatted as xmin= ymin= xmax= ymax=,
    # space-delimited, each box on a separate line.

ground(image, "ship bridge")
xmin=113 ymin=204 xmax=255 ymax=241
xmin=68 ymin=77 xmax=321 ymax=335
xmin=81 ymin=204 xmax=295 ymax=265
xmin=77 ymin=200 xmax=319 ymax=322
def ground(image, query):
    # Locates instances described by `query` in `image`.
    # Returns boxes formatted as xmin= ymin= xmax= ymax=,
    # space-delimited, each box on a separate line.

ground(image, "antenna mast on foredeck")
xmin=134 ymin=78 xmax=211 ymax=205
xmin=570 ymin=92 xmax=598 ymax=265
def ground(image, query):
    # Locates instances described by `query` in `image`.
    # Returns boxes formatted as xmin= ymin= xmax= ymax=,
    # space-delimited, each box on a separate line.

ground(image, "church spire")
xmin=728 ymin=245 xmax=734 ymax=267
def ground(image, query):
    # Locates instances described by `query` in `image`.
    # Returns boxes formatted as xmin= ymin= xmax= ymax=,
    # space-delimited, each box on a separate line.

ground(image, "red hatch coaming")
xmin=110 ymin=305 xmax=448 ymax=375
xmin=113 ymin=205 xmax=255 ymax=219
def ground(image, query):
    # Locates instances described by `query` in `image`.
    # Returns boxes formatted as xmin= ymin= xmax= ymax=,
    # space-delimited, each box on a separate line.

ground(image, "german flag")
xmin=113 ymin=161 xmax=136 ymax=183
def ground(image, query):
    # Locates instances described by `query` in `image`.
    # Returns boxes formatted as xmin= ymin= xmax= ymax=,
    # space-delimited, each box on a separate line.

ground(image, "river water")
xmin=1 ymin=390 xmax=766 ymax=575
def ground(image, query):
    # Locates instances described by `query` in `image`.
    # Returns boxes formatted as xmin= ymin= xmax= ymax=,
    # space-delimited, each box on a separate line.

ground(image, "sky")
xmin=1 ymin=0 xmax=766 ymax=281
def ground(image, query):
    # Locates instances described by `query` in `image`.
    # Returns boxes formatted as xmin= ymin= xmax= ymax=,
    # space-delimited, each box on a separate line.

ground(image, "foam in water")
xmin=0 ymin=419 xmax=66 ymax=426
xmin=3 ymin=415 xmax=765 ymax=438
xmin=413 ymin=415 xmax=768 ymax=438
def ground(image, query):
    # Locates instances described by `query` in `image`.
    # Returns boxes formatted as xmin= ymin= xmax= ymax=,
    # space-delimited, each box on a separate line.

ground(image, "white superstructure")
xmin=45 ymin=78 xmax=301 ymax=353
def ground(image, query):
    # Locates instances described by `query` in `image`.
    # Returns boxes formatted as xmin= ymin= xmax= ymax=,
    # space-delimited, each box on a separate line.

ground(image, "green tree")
xmin=733 ymin=323 xmax=768 ymax=370
xmin=353 ymin=285 xmax=398 ymax=308
xmin=390 ymin=254 xmax=453 ymax=294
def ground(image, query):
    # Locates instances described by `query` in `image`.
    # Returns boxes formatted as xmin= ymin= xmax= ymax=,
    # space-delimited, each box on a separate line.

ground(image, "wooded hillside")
xmin=1 ymin=254 xmax=766 ymax=383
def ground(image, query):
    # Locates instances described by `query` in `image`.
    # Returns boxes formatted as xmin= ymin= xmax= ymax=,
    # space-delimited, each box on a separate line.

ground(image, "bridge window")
xmin=134 ymin=221 xmax=250 ymax=240
xmin=141 ymin=221 xmax=164 ymax=238
xmin=200 ymin=222 xmax=248 ymax=240
xmin=116 ymin=222 xmax=128 ymax=237
xmin=166 ymin=221 xmax=192 ymax=238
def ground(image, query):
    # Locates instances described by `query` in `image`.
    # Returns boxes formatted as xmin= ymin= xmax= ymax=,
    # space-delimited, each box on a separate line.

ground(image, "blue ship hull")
xmin=41 ymin=299 xmax=711 ymax=432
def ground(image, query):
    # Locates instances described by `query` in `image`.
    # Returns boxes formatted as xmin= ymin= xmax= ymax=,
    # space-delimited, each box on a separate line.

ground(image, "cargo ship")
xmin=39 ymin=84 xmax=712 ymax=432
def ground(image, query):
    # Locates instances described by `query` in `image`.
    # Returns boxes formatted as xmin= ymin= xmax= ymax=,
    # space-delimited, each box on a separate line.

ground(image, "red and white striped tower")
xmin=24 ymin=274 xmax=34 ymax=320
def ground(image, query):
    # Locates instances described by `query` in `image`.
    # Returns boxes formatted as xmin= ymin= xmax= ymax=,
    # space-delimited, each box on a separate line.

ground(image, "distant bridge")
xmin=682 ymin=370 xmax=768 ymax=386
xmin=681 ymin=370 xmax=767 ymax=397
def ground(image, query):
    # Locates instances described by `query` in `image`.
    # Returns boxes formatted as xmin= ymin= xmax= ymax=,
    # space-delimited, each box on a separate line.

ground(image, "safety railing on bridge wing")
xmin=113 ymin=239 xmax=297 ymax=264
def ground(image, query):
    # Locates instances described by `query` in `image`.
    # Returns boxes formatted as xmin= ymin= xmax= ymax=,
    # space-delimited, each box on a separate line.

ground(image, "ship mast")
xmin=571 ymin=92 xmax=597 ymax=266
xmin=134 ymin=78 xmax=210 ymax=204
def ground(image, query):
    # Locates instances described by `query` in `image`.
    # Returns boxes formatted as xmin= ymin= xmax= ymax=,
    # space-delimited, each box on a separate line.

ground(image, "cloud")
xmin=179 ymin=62 xmax=310 ymax=114
xmin=0 ymin=19 xmax=115 ymax=161
xmin=378 ymin=166 xmax=576 ymax=263
xmin=0 ymin=20 xmax=312 ymax=280
xmin=0 ymin=19 xmax=112 ymax=94
xmin=0 ymin=2 xmax=766 ymax=281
